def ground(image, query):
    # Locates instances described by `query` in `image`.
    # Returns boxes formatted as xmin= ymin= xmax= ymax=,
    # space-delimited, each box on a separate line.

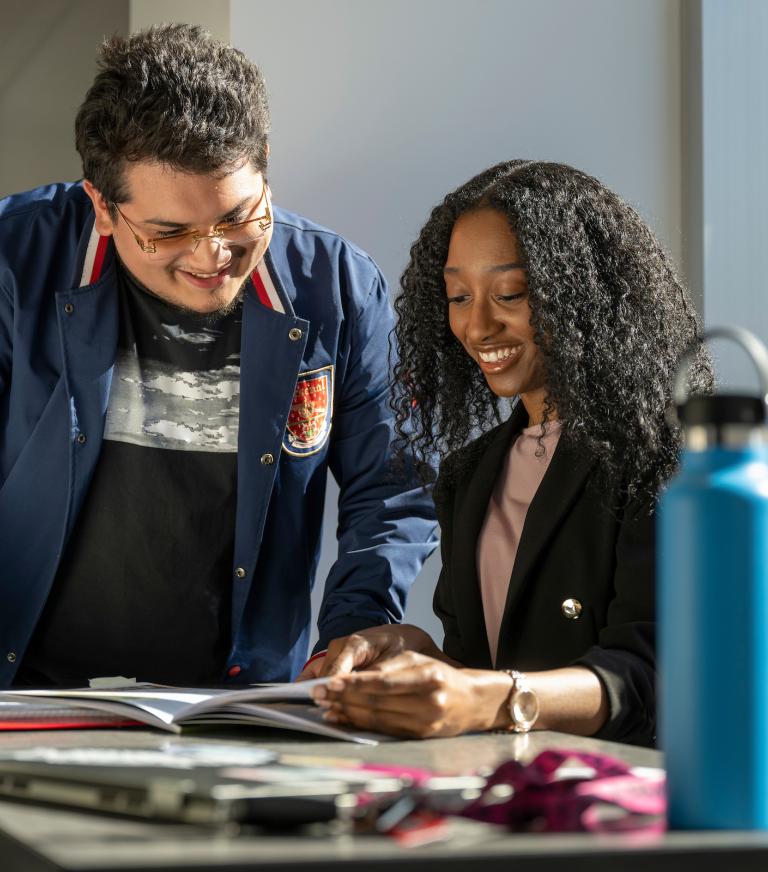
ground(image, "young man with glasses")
xmin=0 ymin=25 xmax=436 ymax=688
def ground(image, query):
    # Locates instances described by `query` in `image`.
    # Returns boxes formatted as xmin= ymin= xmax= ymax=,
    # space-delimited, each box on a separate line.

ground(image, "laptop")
xmin=0 ymin=752 xmax=405 ymax=827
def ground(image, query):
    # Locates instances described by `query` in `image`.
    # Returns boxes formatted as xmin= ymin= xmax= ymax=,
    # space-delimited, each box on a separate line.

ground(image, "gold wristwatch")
xmin=501 ymin=669 xmax=540 ymax=733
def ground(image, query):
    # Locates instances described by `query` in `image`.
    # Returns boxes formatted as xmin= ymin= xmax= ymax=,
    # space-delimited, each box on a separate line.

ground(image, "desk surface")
xmin=0 ymin=726 xmax=766 ymax=872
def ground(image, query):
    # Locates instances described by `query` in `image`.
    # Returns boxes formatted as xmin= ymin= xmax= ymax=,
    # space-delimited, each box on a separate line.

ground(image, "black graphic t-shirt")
xmin=16 ymin=265 xmax=242 ymax=686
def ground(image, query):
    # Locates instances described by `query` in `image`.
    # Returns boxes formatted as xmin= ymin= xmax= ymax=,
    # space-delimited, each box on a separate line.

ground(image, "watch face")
xmin=512 ymin=687 xmax=540 ymax=732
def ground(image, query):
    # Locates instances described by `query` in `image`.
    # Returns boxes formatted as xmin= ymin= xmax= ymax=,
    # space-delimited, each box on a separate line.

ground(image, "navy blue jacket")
xmin=0 ymin=182 xmax=437 ymax=687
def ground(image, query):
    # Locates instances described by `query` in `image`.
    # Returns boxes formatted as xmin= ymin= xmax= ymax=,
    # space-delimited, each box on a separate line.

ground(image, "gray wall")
xmin=130 ymin=0 xmax=229 ymax=42
xmin=233 ymin=0 xmax=683 ymax=286
xmin=0 ymin=0 xmax=129 ymax=198
xmin=696 ymin=0 xmax=768 ymax=390
xmin=231 ymin=0 xmax=685 ymax=646
xmin=0 ymin=0 xmax=232 ymax=199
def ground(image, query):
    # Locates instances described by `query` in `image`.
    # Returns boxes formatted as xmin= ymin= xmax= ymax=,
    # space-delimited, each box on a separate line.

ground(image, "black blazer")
xmin=432 ymin=402 xmax=656 ymax=746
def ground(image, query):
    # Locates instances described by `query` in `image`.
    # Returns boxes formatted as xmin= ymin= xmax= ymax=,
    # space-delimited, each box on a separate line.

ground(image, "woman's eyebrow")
xmin=487 ymin=262 xmax=525 ymax=272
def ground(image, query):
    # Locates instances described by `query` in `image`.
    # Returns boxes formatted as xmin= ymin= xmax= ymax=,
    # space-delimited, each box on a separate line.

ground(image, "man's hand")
xmin=295 ymin=624 xmax=442 ymax=681
xmin=310 ymin=651 xmax=512 ymax=738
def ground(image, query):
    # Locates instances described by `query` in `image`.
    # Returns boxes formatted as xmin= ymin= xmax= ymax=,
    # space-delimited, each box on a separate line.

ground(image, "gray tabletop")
xmin=0 ymin=726 xmax=766 ymax=872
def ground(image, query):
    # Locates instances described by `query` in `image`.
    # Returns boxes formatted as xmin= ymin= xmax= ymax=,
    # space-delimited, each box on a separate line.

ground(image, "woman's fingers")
xmin=367 ymin=650 xmax=435 ymax=673
xmin=301 ymin=630 xmax=442 ymax=682
xmin=323 ymin=699 xmax=444 ymax=739
xmin=318 ymin=634 xmax=377 ymax=677
xmin=312 ymin=656 xmax=452 ymax=726
xmin=326 ymin=681 xmax=435 ymax=716
xmin=313 ymin=627 xmax=414 ymax=677
xmin=310 ymin=654 xmax=496 ymax=738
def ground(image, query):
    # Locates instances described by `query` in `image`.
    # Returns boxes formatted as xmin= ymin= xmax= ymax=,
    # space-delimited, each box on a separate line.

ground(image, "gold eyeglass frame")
xmin=111 ymin=185 xmax=272 ymax=256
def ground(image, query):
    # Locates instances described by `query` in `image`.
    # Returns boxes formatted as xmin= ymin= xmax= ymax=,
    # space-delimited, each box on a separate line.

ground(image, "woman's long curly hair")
xmin=393 ymin=160 xmax=713 ymax=501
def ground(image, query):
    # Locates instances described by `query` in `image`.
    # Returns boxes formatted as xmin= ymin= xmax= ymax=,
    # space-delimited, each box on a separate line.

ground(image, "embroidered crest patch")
xmin=283 ymin=366 xmax=334 ymax=456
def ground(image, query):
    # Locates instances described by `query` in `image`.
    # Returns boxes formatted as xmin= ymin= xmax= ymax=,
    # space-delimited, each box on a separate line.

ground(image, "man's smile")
xmin=175 ymin=263 xmax=233 ymax=290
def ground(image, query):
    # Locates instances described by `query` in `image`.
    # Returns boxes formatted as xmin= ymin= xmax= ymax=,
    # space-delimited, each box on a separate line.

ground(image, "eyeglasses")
xmin=112 ymin=185 xmax=272 ymax=261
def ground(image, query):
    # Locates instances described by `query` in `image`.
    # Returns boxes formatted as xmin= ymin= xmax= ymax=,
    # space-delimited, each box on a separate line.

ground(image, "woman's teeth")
xmin=478 ymin=346 xmax=518 ymax=363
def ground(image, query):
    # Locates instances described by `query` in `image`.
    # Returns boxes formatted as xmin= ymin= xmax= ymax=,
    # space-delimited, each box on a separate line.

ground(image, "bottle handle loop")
xmin=672 ymin=326 xmax=768 ymax=414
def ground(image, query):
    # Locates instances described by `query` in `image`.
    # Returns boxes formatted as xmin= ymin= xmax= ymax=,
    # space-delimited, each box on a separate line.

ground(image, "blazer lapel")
xmin=450 ymin=404 xmax=528 ymax=667
xmin=496 ymin=433 xmax=596 ymax=662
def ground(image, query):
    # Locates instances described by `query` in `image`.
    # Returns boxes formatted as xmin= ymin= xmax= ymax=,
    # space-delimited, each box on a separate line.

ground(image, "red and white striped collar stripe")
xmin=79 ymin=226 xmax=110 ymax=286
xmin=78 ymin=225 xmax=287 ymax=316
xmin=250 ymin=259 xmax=286 ymax=314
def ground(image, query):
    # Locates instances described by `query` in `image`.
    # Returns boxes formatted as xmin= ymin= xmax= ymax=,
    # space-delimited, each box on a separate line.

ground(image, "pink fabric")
xmin=477 ymin=420 xmax=561 ymax=664
xmin=460 ymin=748 xmax=666 ymax=833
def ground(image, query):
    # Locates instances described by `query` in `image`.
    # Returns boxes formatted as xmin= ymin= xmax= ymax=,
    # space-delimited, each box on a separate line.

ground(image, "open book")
xmin=0 ymin=682 xmax=380 ymax=745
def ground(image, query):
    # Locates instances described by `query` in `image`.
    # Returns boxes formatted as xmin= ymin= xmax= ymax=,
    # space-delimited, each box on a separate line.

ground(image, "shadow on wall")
xmin=0 ymin=0 xmax=129 ymax=198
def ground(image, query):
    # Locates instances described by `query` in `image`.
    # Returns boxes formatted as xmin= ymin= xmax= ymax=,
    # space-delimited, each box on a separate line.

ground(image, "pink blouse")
xmin=477 ymin=420 xmax=562 ymax=665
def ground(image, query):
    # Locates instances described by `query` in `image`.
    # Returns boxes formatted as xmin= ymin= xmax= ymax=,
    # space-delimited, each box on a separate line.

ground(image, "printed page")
xmin=0 ymin=690 xmax=199 ymax=731
xmin=181 ymin=701 xmax=383 ymax=745
xmin=0 ymin=682 xmax=337 ymax=737
xmin=0 ymin=681 xmax=319 ymax=717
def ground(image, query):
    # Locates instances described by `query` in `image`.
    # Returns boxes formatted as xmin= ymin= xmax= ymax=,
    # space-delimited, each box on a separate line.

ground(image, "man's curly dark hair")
xmin=393 ymin=160 xmax=713 ymax=501
xmin=75 ymin=24 xmax=270 ymax=212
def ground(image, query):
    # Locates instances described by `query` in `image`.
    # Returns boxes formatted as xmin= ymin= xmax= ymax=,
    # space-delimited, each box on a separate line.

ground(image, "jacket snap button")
xmin=76 ymin=433 xmax=87 ymax=445
xmin=260 ymin=452 xmax=274 ymax=465
xmin=561 ymin=598 xmax=582 ymax=620
xmin=288 ymin=327 xmax=303 ymax=341
xmin=6 ymin=652 xmax=16 ymax=663
xmin=235 ymin=567 xmax=247 ymax=579
xmin=64 ymin=303 xmax=74 ymax=315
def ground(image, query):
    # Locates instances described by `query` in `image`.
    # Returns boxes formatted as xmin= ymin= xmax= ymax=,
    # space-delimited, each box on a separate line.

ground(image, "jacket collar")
xmin=71 ymin=212 xmax=293 ymax=317
xmin=71 ymin=217 xmax=116 ymax=289
xmin=250 ymin=247 xmax=294 ymax=316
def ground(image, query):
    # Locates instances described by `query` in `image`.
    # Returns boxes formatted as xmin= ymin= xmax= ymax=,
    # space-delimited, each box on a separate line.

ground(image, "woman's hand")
xmin=310 ymin=651 xmax=512 ymax=738
xmin=296 ymin=625 xmax=443 ymax=681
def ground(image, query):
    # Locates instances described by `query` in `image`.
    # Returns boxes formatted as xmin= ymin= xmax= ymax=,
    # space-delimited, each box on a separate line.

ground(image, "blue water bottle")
xmin=659 ymin=326 xmax=768 ymax=829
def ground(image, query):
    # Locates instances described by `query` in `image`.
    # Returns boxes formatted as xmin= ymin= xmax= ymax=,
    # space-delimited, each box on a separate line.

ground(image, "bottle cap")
xmin=677 ymin=394 xmax=766 ymax=427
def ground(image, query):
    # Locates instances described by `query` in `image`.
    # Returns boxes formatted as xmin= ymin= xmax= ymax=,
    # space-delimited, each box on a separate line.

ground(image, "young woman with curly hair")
xmin=307 ymin=160 xmax=713 ymax=746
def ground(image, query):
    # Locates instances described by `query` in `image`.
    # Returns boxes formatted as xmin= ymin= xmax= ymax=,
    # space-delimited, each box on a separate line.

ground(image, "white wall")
xmin=231 ymin=0 xmax=684 ymax=645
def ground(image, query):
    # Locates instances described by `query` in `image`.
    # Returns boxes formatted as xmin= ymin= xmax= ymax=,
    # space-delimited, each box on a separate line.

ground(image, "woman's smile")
xmin=475 ymin=343 xmax=524 ymax=370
